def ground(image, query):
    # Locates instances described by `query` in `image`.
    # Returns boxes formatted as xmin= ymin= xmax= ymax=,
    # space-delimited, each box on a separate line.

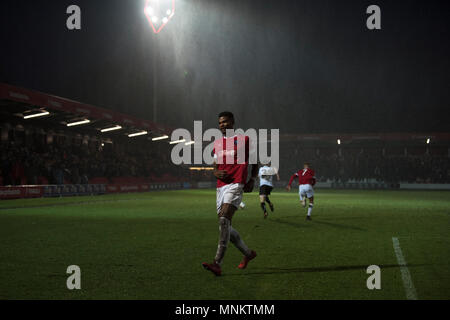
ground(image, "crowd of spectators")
xmin=2 ymin=130 xmax=450 ymax=186
xmin=282 ymin=146 xmax=450 ymax=184
xmin=0 ymin=134 xmax=184 ymax=186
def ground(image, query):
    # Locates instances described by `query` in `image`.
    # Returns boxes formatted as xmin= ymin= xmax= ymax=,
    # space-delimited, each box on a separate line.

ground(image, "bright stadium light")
xmin=100 ymin=125 xmax=122 ymax=133
xmin=144 ymin=6 xmax=154 ymax=15
xmin=337 ymin=139 xmax=341 ymax=145
xmin=170 ymin=139 xmax=186 ymax=145
xmin=67 ymin=119 xmax=91 ymax=127
xmin=152 ymin=135 xmax=169 ymax=141
xmin=23 ymin=110 xmax=50 ymax=119
xmin=128 ymin=131 xmax=148 ymax=138
xmin=426 ymin=138 xmax=430 ymax=144
xmin=144 ymin=0 xmax=175 ymax=34
xmin=185 ymin=141 xmax=195 ymax=146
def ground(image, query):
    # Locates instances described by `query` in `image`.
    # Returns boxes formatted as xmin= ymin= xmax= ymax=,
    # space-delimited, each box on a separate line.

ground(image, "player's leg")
xmin=265 ymin=187 xmax=274 ymax=212
xmin=299 ymin=191 xmax=306 ymax=208
xmin=230 ymin=226 xmax=256 ymax=269
xmin=306 ymin=196 xmax=314 ymax=220
xmin=230 ymin=222 xmax=257 ymax=269
xmin=306 ymin=186 xmax=314 ymax=220
xmin=259 ymin=195 xmax=267 ymax=212
xmin=299 ymin=185 xmax=306 ymax=207
xmin=203 ymin=186 xmax=235 ymax=276
xmin=202 ymin=203 xmax=236 ymax=276
xmin=215 ymin=203 xmax=236 ymax=264
xmin=259 ymin=186 xmax=268 ymax=218
xmin=227 ymin=185 xmax=256 ymax=269
xmin=231 ymin=228 xmax=256 ymax=269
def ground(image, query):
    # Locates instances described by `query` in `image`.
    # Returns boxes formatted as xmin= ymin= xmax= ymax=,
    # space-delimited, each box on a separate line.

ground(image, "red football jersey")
xmin=288 ymin=168 xmax=316 ymax=186
xmin=213 ymin=135 xmax=249 ymax=188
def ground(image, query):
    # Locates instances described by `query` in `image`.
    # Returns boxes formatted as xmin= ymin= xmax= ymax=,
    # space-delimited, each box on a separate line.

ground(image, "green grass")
xmin=0 ymin=189 xmax=449 ymax=300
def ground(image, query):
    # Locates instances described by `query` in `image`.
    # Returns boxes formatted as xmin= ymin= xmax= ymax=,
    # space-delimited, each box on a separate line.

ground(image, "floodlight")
xmin=152 ymin=135 xmax=169 ymax=141
xmin=128 ymin=131 xmax=148 ymax=137
xmin=170 ymin=139 xmax=186 ymax=144
xmin=144 ymin=0 xmax=175 ymax=34
xmin=67 ymin=119 xmax=91 ymax=127
xmin=23 ymin=111 xmax=50 ymax=119
xmin=101 ymin=125 xmax=122 ymax=133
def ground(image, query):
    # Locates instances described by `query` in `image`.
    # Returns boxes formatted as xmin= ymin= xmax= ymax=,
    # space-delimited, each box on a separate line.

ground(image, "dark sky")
xmin=1 ymin=0 xmax=449 ymax=134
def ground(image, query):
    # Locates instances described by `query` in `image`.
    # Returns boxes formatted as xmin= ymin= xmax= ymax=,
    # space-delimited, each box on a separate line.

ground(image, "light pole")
xmin=144 ymin=0 xmax=175 ymax=124
xmin=152 ymin=43 xmax=158 ymax=123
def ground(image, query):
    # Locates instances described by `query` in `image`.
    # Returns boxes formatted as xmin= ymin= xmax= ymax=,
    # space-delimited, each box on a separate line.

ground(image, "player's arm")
xmin=213 ymin=160 xmax=227 ymax=180
xmin=243 ymin=136 xmax=257 ymax=192
xmin=276 ymin=172 xmax=280 ymax=181
xmin=311 ymin=172 xmax=316 ymax=186
xmin=243 ymin=163 xmax=258 ymax=193
xmin=286 ymin=172 xmax=298 ymax=191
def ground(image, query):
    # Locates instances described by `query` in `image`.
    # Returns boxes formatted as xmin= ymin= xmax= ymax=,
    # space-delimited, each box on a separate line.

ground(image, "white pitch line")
xmin=392 ymin=237 xmax=418 ymax=300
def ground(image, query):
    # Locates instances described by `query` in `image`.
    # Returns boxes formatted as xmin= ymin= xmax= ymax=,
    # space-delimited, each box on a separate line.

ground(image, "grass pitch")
xmin=0 ymin=189 xmax=449 ymax=300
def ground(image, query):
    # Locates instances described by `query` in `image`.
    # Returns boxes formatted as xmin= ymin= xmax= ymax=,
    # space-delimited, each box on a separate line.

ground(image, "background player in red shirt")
xmin=286 ymin=162 xmax=316 ymax=220
xmin=202 ymin=111 xmax=258 ymax=276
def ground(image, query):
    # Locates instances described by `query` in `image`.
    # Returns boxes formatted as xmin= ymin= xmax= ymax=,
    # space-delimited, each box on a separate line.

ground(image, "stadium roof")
xmin=0 ymin=82 xmax=173 ymax=140
xmin=1 ymin=82 xmax=448 ymax=147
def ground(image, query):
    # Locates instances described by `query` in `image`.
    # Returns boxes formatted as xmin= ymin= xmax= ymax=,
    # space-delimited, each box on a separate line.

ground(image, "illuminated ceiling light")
xmin=23 ymin=111 xmax=50 ymax=119
xmin=337 ymin=139 xmax=341 ymax=145
xmin=152 ymin=135 xmax=169 ymax=141
xmin=100 ymin=125 xmax=122 ymax=133
xmin=101 ymin=143 xmax=105 ymax=147
xmin=128 ymin=131 xmax=148 ymax=138
xmin=166 ymin=9 xmax=172 ymax=15
xmin=169 ymin=139 xmax=186 ymax=145
xmin=151 ymin=16 xmax=158 ymax=23
xmin=189 ymin=167 xmax=214 ymax=171
xmin=426 ymin=138 xmax=430 ymax=144
xmin=67 ymin=119 xmax=91 ymax=127
xmin=162 ymin=17 xmax=168 ymax=24
xmin=185 ymin=141 xmax=195 ymax=146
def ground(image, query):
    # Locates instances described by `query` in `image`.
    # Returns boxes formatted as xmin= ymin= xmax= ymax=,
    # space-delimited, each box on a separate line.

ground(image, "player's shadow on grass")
xmin=269 ymin=218 xmax=365 ymax=231
xmin=311 ymin=220 xmax=366 ymax=231
xmin=269 ymin=218 xmax=309 ymax=229
xmin=224 ymin=263 xmax=427 ymax=277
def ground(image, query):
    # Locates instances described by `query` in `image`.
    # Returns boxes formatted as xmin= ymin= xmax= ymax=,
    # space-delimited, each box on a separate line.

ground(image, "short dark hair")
xmin=218 ymin=111 xmax=234 ymax=121
xmin=304 ymin=162 xmax=311 ymax=167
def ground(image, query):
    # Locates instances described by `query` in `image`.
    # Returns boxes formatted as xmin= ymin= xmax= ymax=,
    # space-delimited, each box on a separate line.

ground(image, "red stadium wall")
xmin=0 ymin=182 xmax=193 ymax=200
xmin=0 ymin=186 xmax=44 ymax=199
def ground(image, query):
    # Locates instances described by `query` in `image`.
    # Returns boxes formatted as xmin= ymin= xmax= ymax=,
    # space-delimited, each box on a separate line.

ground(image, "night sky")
xmin=1 ymin=0 xmax=449 ymax=134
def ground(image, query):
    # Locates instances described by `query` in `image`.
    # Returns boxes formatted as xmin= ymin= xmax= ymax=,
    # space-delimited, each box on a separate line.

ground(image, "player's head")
xmin=303 ymin=162 xmax=310 ymax=169
xmin=218 ymin=111 xmax=234 ymax=135
xmin=263 ymin=161 xmax=271 ymax=167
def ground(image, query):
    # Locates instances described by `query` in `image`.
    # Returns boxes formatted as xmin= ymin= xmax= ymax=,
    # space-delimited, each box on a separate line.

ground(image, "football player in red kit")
xmin=286 ymin=162 xmax=316 ymax=220
xmin=202 ymin=111 xmax=258 ymax=276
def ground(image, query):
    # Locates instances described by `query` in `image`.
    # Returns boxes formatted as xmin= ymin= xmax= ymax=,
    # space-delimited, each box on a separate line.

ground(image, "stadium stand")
xmin=0 ymin=83 xmax=190 ymax=198
xmin=1 ymin=82 xmax=449 ymax=198
xmin=280 ymin=133 xmax=450 ymax=187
